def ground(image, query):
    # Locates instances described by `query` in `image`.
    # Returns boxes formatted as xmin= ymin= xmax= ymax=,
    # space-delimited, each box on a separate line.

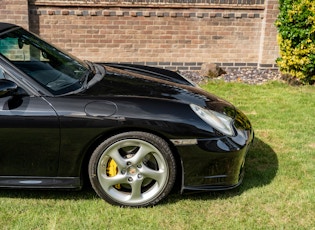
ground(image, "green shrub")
xmin=276 ymin=0 xmax=315 ymax=84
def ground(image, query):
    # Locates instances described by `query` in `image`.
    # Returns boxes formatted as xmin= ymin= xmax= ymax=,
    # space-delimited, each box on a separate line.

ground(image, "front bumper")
xmin=173 ymin=114 xmax=254 ymax=193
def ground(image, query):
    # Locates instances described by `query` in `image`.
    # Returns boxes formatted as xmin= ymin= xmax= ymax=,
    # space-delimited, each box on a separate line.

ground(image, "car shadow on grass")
xmin=163 ymin=137 xmax=279 ymax=204
xmin=0 ymin=137 xmax=278 ymax=205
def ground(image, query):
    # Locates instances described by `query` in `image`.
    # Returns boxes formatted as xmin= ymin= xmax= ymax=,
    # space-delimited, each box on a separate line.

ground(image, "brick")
xmin=143 ymin=12 xmax=150 ymax=17
xmin=130 ymin=12 xmax=137 ymax=17
xmin=196 ymin=13 xmax=203 ymax=18
xmin=8 ymin=1 xmax=279 ymax=69
xmin=102 ymin=11 xmax=111 ymax=16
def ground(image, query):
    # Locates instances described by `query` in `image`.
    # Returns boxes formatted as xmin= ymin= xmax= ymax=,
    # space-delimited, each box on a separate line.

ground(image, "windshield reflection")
xmin=0 ymin=27 xmax=92 ymax=95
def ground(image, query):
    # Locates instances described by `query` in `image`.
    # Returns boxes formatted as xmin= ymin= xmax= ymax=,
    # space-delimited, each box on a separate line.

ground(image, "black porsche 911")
xmin=0 ymin=22 xmax=254 ymax=207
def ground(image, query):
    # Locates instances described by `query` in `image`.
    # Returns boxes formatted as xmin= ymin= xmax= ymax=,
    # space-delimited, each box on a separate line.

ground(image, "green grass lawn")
xmin=0 ymin=81 xmax=314 ymax=229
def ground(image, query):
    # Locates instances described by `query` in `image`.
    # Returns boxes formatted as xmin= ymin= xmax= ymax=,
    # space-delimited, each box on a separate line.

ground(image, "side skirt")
xmin=0 ymin=176 xmax=82 ymax=189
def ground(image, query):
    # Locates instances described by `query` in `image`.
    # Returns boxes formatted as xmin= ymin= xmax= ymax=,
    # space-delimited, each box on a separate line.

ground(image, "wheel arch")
xmin=79 ymin=127 xmax=184 ymax=193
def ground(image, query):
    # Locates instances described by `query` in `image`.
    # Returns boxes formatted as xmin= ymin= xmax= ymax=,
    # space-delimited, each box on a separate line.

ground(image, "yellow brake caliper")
xmin=106 ymin=158 xmax=121 ymax=189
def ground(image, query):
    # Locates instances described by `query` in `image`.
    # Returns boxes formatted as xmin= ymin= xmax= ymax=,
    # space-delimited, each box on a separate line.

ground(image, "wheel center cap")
xmin=128 ymin=166 xmax=137 ymax=175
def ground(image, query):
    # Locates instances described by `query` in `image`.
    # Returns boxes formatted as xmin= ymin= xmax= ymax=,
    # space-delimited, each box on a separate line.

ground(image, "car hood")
xmin=79 ymin=63 xmax=236 ymax=118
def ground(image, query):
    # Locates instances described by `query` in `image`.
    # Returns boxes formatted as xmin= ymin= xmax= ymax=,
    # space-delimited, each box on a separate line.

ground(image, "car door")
xmin=0 ymin=69 xmax=60 ymax=177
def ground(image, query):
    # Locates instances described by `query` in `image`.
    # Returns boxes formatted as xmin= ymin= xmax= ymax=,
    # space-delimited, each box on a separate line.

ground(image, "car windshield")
xmin=0 ymin=27 xmax=93 ymax=95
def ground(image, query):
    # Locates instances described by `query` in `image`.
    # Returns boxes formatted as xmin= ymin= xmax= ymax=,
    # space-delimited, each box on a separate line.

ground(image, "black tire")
xmin=88 ymin=131 xmax=176 ymax=207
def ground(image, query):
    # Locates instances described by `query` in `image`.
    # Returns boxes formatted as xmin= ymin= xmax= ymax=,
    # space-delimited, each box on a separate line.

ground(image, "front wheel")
xmin=88 ymin=131 xmax=177 ymax=207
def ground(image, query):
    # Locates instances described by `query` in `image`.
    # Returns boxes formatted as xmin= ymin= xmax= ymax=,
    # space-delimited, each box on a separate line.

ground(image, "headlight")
xmin=190 ymin=104 xmax=235 ymax=136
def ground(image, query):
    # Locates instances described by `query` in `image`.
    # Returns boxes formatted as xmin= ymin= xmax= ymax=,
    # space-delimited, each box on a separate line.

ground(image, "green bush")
xmin=276 ymin=0 xmax=315 ymax=84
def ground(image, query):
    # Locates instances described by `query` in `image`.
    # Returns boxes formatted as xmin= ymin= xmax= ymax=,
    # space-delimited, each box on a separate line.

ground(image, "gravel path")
xmin=181 ymin=68 xmax=282 ymax=85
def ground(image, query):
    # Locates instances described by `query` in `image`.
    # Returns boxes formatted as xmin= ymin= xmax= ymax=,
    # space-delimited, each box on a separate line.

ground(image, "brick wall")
xmin=258 ymin=0 xmax=279 ymax=67
xmin=0 ymin=0 xmax=29 ymax=29
xmin=2 ymin=1 xmax=280 ymax=71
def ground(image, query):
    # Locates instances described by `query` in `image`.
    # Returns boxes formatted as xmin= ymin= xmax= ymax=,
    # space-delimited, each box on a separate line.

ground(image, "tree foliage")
xmin=276 ymin=0 xmax=315 ymax=84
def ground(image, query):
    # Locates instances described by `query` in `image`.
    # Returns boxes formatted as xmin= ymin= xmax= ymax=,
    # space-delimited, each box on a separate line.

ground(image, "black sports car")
xmin=0 ymin=23 xmax=254 ymax=207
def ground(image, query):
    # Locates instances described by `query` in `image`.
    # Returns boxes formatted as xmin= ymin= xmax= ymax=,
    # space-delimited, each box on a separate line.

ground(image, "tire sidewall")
xmin=88 ymin=131 xmax=176 ymax=207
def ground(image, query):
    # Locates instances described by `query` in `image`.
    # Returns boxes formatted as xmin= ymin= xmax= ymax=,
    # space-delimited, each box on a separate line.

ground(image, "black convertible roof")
xmin=0 ymin=22 xmax=18 ymax=33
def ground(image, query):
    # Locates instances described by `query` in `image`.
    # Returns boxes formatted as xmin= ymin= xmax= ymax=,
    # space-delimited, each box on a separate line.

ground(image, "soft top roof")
xmin=0 ymin=23 xmax=18 ymax=33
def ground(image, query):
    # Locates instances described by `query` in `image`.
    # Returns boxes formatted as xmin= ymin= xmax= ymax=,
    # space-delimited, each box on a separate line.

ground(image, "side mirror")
xmin=0 ymin=79 xmax=18 ymax=97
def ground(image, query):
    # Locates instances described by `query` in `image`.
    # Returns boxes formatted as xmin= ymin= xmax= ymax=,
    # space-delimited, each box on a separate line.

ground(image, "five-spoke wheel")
xmin=88 ymin=132 xmax=176 ymax=207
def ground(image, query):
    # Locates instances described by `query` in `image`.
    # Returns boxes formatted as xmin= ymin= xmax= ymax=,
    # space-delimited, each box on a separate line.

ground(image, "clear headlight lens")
xmin=190 ymin=104 xmax=235 ymax=136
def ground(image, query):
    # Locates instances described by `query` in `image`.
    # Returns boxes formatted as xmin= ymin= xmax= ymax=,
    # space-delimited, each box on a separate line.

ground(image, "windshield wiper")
xmin=80 ymin=61 xmax=106 ymax=90
xmin=84 ymin=60 xmax=96 ymax=72
xmin=78 ymin=60 xmax=96 ymax=88
xmin=86 ymin=63 xmax=106 ymax=88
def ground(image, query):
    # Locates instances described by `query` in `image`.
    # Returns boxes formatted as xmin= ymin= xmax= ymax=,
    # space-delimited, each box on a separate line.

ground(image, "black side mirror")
xmin=0 ymin=79 xmax=18 ymax=97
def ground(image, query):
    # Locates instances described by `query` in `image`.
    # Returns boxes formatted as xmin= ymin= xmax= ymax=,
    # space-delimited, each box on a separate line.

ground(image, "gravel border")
xmin=180 ymin=68 xmax=282 ymax=85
